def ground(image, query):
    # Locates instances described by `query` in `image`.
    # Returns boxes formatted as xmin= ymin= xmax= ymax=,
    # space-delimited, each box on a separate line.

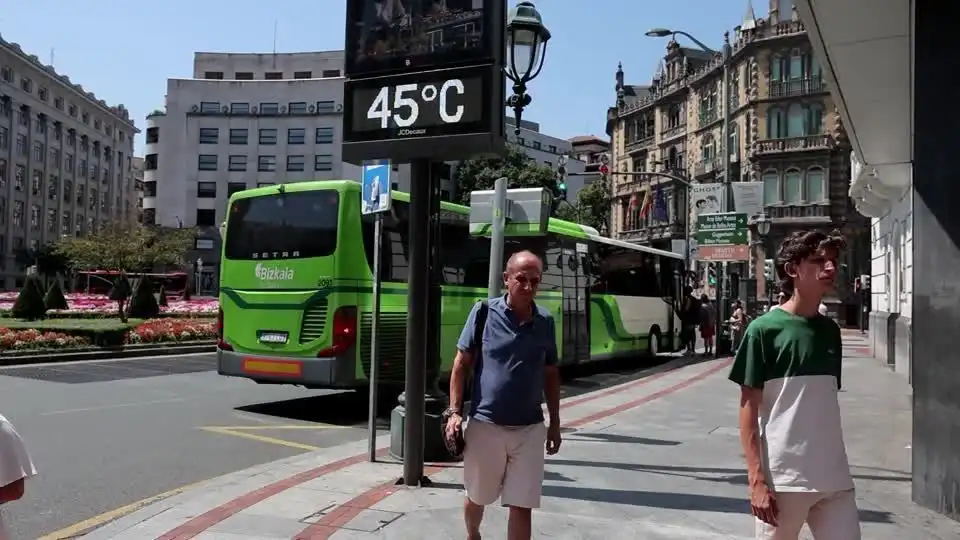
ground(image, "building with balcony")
xmin=132 ymin=156 xmax=144 ymax=225
xmin=0 ymin=34 xmax=139 ymax=289
xmin=607 ymin=0 xmax=869 ymax=315
xmin=569 ymin=135 xmax=610 ymax=184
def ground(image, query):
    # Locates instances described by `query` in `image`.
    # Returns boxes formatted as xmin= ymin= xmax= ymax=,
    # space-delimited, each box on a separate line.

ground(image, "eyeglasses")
xmin=512 ymin=274 xmax=541 ymax=287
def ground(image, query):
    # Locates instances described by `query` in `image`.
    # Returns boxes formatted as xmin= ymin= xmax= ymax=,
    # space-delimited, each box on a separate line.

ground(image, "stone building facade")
xmin=606 ymin=0 xmax=869 ymax=318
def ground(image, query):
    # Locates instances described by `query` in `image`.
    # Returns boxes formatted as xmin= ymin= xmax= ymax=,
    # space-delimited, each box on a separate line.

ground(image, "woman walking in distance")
xmin=728 ymin=230 xmax=861 ymax=539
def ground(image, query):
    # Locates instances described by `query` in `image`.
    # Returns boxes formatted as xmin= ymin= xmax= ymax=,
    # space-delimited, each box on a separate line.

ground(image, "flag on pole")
xmin=653 ymin=184 xmax=669 ymax=222
xmin=638 ymin=187 xmax=653 ymax=218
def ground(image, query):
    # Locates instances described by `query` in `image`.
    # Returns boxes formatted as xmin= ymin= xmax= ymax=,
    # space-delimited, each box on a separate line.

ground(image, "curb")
xmin=0 ymin=341 xmax=216 ymax=366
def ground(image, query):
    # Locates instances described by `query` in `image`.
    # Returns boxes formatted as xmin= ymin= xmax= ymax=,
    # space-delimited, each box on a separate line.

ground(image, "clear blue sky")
xmin=3 ymin=0 xmax=759 ymax=156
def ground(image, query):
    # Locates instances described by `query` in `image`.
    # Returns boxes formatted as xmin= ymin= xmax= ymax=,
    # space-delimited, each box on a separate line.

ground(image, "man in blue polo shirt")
xmin=444 ymin=250 xmax=562 ymax=540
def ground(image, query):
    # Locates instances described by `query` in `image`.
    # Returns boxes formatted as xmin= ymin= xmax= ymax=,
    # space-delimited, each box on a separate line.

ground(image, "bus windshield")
xmin=224 ymin=190 xmax=340 ymax=260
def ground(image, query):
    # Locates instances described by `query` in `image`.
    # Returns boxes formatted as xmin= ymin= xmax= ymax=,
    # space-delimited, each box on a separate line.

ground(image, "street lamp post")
xmin=505 ymin=1 xmax=551 ymax=135
xmin=753 ymin=214 xmax=771 ymax=304
xmin=647 ymin=26 xmax=735 ymax=333
xmin=196 ymin=257 xmax=203 ymax=296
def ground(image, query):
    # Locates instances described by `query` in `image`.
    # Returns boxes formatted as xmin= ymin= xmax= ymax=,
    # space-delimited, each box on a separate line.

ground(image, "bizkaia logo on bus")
xmin=254 ymin=263 xmax=295 ymax=281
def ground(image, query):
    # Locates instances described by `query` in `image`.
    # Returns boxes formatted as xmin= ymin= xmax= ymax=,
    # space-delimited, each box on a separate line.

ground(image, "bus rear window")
xmin=224 ymin=190 xmax=339 ymax=260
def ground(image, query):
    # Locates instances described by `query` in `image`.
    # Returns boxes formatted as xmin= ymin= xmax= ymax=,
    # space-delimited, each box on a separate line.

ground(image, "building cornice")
xmin=0 ymin=35 xmax=138 ymax=130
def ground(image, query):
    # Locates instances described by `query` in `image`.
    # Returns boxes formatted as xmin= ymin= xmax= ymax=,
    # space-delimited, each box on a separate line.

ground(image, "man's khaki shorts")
xmin=462 ymin=419 xmax=547 ymax=509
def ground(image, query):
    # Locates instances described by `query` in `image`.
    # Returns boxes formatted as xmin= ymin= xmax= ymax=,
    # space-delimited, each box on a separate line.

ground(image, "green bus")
xmin=216 ymin=180 xmax=684 ymax=391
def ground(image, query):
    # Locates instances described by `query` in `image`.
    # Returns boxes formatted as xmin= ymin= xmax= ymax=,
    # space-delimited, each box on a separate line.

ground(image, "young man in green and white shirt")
xmin=728 ymin=230 xmax=860 ymax=539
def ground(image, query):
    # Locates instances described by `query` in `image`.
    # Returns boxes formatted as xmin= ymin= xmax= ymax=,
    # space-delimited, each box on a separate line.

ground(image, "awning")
xmin=796 ymin=0 xmax=912 ymax=211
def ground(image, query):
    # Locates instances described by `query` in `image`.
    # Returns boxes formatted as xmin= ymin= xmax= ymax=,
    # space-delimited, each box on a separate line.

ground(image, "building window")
xmin=314 ymin=154 xmax=334 ymax=171
xmin=227 ymin=182 xmax=246 ymax=196
xmin=264 ymin=72 xmax=283 ymax=80
xmin=288 ymin=128 xmax=306 ymax=144
xmin=321 ymin=69 xmax=341 ymax=77
xmin=259 ymin=102 xmax=280 ymax=115
xmin=198 ymin=181 xmax=217 ymax=198
xmin=767 ymin=108 xmax=785 ymax=139
xmin=230 ymin=102 xmax=250 ymax=114
xmin=762 ymin=170 xmax=779 ymax=205
xmin=316 ymin=100 xmax=336 ymax=113
xmin=532 ymin=141 xmax=541 ymax=150
xmin=196 ymin=209 xmax=216 ymax=226
xmin=293 ymin=71 xmax=312 ymax=79
xmin=204 ymin=71 xmax=224 ymax=80
xmin=146 ymin=127 xmax=159 ymax=144
xmin=198 ymin=128 xmax=219 ymax=144
xmin=315 ymin=127 xmax=334 ymax=144
xmin=783 ymin=168 xmax=802 ymax=203
xmin=198 ymin=154 xmax=218 ymax=171
xmin=805 ymin=166 xmax=825 ymax=202
xmin=259 ymin=129 xmax=277 ymax=145
xmin=289 ymin=102 xmax=308 ymax=115
xmin=257 ymin=182 xmax=275 ymax=187
xmin=287 ymin=155 xmax=305 ymax=171
xmin=234 ymin=72 xmax=253 ymax=80
xmin=199 ymin=101 xmax=221 ymax=114
xmin=258 ymin=155 xmax=277 ymax=172
xmin=228 ymin=155 xmax=247 ymax=171
xmin=787 ymin=103 xmax=805 ymax=137
xmin=229 ymin=128 xmax=248 ymax=144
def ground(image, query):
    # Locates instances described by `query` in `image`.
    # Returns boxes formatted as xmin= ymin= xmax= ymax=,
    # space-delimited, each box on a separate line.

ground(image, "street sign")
xmin=469 ymin=187 xmax=553 ymax=236
xmin=361 ymin=160 xmax=392 ymax=215
xmin=695 ymin=212 xmax=749 ymax=261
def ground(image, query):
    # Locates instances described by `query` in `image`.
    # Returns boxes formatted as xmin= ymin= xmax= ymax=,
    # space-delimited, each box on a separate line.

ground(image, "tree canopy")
xmin=53 ymin=223 xmax=196 ymax=272
xmin=453 ymin=144 xmax=562 ymax=205
xmin=453 ymin=145 xmax=612 ymax=234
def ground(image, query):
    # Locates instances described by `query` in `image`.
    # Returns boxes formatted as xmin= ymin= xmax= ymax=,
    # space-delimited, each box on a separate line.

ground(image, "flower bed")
xmin=0 ymin=328 xmax=91 ymax=351
xmin=0 ymin=292 xmax=218 ymax=318
xmin=0 ymin=318 xmax=217 ymax=352
xmin=127 ymin=319 xmax=216 ymax=344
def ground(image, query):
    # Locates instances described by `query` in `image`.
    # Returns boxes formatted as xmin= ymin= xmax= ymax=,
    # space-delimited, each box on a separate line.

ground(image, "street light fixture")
xmin=505 ymin=1 xmax=550 ymax=135
xmin=644 ymin=28 xmax=672 ymax=38
xmin=756 ymin=214 xmax=771 ymax=236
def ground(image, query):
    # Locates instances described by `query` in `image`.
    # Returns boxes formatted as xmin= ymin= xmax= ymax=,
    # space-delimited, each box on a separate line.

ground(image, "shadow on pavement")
xmin=538 ymin=485 xmax=895 ymax=523
xmin=233 ymin=352 xmax=711 ymax=426
xmin=563 ymin=432 xmax=682 ymax=446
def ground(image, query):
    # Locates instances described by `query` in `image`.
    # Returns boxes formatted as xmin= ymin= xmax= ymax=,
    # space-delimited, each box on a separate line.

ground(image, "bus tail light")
xmin=317 ymin=307 xmax=357 ymax=357
xmin=217 ymin=308 xmax=233 ymax=351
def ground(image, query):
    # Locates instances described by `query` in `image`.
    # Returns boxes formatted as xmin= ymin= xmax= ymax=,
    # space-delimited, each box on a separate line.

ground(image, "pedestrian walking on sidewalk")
xmin=444 ymin=250 xmax=562 ymax=540
xmin=699 ymin=295 xmax=716 ymax=356
xmin=728 ymin=230 xmax=860 ymax=539
xmin=0 ymin=413 xmax=38 ymax=540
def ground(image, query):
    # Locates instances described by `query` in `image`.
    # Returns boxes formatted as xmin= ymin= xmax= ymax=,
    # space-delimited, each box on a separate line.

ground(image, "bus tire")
xmin=648 ymin=327 xmax=662 ymax=358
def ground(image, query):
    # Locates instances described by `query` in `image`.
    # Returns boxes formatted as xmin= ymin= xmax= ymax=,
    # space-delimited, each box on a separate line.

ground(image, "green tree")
xmin=108 ymin=272 xmax=133 ymax=323
xmin=12 ymin=275 xmax=47 ymax=320
xmin=53 ymin=223 xmax=196 ymax=272
xmin=127 ymin=275 xmax=160 ymax=319
xmin=44 ymin=280 xmax=69 ymax=311
xmin=572 ymin=176 xmax=613 ymax=234
xmin=454 ymin=144 xmax=563 ymax=205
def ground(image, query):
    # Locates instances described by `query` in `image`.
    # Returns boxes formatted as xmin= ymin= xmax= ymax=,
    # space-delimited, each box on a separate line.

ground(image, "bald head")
xmin=505 ymin=250 xmax=543 ymax=273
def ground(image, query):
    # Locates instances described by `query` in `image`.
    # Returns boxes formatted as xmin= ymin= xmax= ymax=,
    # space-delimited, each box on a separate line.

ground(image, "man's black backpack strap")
xmin=472 ymin=300 xmax=489 ymax=358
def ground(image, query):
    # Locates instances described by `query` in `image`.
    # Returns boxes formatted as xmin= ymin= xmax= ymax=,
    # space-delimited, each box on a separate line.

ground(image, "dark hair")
xmin=775 ymin=229 xmax=846 ymax=293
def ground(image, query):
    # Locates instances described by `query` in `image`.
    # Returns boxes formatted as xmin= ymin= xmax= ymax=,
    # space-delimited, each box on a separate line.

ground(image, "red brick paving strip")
xmin=291 ymin=358 xmax=734 ymax=539
xmin=155 ymin=357 xmax=730 ymax=539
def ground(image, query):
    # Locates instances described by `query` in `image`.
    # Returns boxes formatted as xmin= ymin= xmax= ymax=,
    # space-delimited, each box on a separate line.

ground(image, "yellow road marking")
xmin=200 ymin=427 xmax=322 ymax=451
xmin=38 ymin=480 xmax=206 ymax=540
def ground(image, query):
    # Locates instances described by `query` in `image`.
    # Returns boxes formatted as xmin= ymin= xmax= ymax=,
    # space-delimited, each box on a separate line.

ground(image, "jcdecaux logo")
xmin=255 ymin=263 xmax=295 ymax=281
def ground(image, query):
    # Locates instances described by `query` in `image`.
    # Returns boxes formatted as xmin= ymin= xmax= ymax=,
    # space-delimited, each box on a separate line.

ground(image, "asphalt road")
xmin=0 ymin=352 xmax=675 ymax=539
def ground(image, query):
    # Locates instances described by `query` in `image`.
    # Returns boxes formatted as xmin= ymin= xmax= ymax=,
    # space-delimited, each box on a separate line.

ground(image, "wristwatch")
xmin=443 ymin=407 xmax=462 ymax=419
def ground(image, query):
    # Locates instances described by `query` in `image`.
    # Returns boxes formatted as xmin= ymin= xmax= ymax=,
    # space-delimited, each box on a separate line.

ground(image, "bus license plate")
xmin=257 ymin=331 xmax=289 ymax=344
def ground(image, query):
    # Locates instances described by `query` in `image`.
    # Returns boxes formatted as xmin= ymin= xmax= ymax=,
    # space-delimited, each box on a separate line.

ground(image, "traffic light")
xmin=556 ymin=164 xmax=568 ymax=200
xmin=854 ymin=277 xmax=862 ymax=293
xmin=707 ymin=263 xmax=717 ymax=286
xmin=763 ymin=258 xmax=775 ymax=281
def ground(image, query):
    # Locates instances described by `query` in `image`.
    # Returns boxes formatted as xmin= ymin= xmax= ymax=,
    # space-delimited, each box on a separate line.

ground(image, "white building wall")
xmin=865 ymin=165 xmax=912 ymax=378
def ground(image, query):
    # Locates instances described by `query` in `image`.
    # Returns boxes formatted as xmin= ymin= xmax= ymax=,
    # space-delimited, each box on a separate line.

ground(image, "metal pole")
xmin=719 ymin=35 xmax=733 ymax=349
xmin=402 ymin=158 xmax=431 ymax=486
xmin=367 ymin=212 xmax=383 ymax=462
xmin=487 ymin=177 xmax=508 ymax=298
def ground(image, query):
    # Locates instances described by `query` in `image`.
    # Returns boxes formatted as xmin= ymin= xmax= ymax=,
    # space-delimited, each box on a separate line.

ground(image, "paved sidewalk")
xmin=78 ymin=337 xmax=957 ymax=539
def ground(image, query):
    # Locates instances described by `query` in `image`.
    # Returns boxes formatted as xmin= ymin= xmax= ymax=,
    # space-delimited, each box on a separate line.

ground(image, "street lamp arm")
xmin=599 ymin=169 xmax=693 ymax=188
xmin=671 ymin=31 xmax=716 ymax=55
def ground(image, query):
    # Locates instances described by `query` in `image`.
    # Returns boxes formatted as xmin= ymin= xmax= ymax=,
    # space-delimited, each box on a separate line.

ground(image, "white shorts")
xmin=462 ymin=419 xmax=547 ymax=509
xmin=755 ymin=489 xmax=861 ymax=539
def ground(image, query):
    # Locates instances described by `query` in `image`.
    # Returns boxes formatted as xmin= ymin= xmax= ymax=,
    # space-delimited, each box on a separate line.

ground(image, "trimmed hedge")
xmin=12 ymin=276 xmax=46 ymax=320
